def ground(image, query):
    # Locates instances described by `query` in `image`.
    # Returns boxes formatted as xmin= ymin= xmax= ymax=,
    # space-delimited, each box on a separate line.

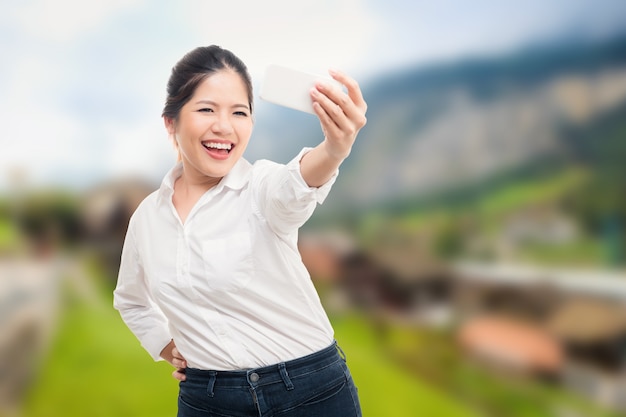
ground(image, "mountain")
xmin=246 ymin=34 xmax=626 ymax=219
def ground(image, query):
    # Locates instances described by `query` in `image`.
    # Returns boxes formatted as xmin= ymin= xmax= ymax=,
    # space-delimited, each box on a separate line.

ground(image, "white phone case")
xmin=259 ymin=65 xmax=340 ymax=114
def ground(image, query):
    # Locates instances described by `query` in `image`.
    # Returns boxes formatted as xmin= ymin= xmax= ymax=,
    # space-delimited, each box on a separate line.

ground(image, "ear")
xmin=163 ymin=116 xmax=176 ymax=135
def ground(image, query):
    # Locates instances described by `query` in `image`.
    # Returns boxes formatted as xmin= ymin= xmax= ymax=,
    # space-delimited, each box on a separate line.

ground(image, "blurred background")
xmin=2 ymin=0 xmax=626 ymax=416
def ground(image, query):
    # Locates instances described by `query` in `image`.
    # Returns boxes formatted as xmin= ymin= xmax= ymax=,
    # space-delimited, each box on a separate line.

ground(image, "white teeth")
xmin=204 ymin=142 xmax=232 ymax=150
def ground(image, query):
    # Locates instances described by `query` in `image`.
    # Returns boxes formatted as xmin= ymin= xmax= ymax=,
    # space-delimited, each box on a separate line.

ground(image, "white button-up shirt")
xmin=113 ymin=148 xmax=337 ymax=370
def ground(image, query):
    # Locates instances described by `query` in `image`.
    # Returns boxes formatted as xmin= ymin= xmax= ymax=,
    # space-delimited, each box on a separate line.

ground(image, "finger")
xmin=172 ymin=368 xmax=186 ymax=382
xmin=173 ymin=357 xmax=187 ymax=368
xmin=310 ymin=87 xmax=347 ymax=129
xmin=314 ymin=80 xmax=366 ymax=129
xmin=312 ymin=101 xmax=342 ymax=139
xmin=312 ymin=99 xmax=345 ymax=143
xmin=314 ymin=82 xmax=350 ymax=114
xmin=328 ymin=69 xmax=367 ymax=112
xmin=172 ymin=347 xmax=187 ymax=365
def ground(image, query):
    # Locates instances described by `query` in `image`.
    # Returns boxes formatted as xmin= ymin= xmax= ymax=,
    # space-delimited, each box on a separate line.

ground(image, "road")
xmin=0 ymin=257 xmax=64 ymax=415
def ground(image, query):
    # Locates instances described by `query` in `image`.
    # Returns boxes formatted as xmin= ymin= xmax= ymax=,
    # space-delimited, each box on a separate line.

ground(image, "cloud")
xmin=101 ymin=121 xmax=174 ymax=185
xmin=0 ymin=101 xmax=84 ymax=190
xmin=0 ymin=98 xmax=172 ymax=191
xmin=10 ymin=0 xmax=146 ymax=42
xmin=179 ymin=0 xmax=381 ymax=79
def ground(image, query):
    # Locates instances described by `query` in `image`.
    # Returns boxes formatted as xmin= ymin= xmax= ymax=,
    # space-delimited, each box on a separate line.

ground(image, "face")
xmin=165 ymin=69 xmax=253 ymax=184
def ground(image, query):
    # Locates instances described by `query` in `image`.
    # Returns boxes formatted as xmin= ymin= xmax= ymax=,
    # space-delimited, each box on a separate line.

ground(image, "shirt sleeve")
xmin=113 ymin=218 xmax=172 ymax=361
xmin=253 ymin=147 xmax=338 ymax=236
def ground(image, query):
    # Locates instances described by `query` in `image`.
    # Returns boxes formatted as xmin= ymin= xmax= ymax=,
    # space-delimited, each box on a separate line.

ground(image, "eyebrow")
xmin=195 ymin=99 xmax=250 ymax=110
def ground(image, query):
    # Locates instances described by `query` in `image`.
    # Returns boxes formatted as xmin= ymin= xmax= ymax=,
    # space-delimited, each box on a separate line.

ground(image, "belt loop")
xmin=207 ymin=371 xmax=217 ymax=397
xmin=336 ymin=342 xmax=347 ymax=362
xmin=278 ymin=363 xmax=294 ymax=391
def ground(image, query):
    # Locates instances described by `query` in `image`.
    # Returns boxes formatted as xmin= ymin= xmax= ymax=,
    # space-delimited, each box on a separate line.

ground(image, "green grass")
xmin=22 ymin=280 xmax=179 ymax=417
xmin=332 ymin=315 xmax=480 ymax=417
xmin=0 ymin=217 xmax=22 ymax=252
xmin=473 ymin=168 xmax=588 ymax=216
xmin=519 ymin=239 xmax=605 ymax=266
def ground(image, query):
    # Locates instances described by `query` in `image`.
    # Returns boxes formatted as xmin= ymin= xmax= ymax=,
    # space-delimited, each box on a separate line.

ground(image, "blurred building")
xmin=80 ymin=178 xmax=155 ymax=282
xmin=301 ymin=232 xmax=626 ymax=412
xmin=453 ymin=262 xmax=626 ymax=411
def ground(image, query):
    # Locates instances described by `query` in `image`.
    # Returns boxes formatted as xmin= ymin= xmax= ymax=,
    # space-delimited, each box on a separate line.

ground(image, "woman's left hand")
xmin=310 ymin=69 xmax=367 ymax=161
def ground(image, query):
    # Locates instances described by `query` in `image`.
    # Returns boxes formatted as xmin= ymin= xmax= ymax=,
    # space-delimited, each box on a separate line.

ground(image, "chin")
xmin=202 ymin=162 xmax=236 ymax=178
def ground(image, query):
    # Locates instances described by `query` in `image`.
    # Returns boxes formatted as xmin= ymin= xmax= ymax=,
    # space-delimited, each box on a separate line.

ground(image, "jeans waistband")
xmin=184 ymin=341 xmax=344 ymax=389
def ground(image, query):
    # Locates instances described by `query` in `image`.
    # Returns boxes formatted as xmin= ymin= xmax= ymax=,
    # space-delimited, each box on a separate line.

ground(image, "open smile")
xmin=202 ymin=140 xmax=234 ymax=156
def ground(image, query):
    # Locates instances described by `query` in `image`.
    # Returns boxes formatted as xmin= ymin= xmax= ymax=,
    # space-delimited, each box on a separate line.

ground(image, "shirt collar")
xmin=156 ymin=158 xmax=252 ymax=205
xmin=219 ymin=157 xmax=252 ymax=192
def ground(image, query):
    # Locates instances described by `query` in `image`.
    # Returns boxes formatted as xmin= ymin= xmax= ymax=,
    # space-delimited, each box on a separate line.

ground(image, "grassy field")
xmin=332 ymin=315 xmax=480 ymax=417
xmin=20 ymin=271 xmax=479 ymax=417
xmin=21 ymin=282 xmax=179 ymax=417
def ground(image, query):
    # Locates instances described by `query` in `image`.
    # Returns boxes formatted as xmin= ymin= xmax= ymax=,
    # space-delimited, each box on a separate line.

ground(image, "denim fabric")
xmin=177 ymin=342 xmax=362 ymax=417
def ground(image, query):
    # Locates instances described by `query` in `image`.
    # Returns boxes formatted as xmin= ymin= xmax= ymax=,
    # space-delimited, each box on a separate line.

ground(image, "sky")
xmin=1 ymin=0 xmax=626 ymax=192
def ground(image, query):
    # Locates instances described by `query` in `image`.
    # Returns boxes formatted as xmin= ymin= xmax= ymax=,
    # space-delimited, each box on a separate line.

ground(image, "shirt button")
xmin=249 ymin=372 xmax=259 ymax=383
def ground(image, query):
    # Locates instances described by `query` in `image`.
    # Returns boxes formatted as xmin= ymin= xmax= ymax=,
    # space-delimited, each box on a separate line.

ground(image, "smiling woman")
xmin=113 ymin=44 xmax=367 ymax=417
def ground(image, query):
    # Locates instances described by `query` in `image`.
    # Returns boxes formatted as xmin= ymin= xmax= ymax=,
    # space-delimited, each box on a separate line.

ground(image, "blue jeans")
xmin=177 ymin=341 xmax=362 ymax=417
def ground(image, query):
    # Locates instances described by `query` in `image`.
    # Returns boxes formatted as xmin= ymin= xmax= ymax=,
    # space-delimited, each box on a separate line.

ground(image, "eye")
xmin=234 ymin=111 xmax=249 ymax=117
xmin=198 ymin=107 xmax=214 ymax=113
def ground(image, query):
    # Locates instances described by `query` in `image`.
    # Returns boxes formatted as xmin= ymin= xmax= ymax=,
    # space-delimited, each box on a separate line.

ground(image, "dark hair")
xmin=162 ymin=45 xmax=253 ymax=120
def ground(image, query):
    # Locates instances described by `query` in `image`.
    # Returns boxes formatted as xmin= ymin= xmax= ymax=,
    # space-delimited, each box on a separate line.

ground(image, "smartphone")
xmin=259 ymin=65 xmax=341 ymax=114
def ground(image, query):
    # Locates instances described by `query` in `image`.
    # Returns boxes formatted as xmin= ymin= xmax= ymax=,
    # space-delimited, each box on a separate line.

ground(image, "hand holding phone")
xmin=259 ymin=65 xmax=342 ymax=114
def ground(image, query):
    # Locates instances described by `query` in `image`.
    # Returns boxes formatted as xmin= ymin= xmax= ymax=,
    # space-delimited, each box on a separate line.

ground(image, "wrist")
xmin=159 ymin=339 xmax=175 ymax=362
xmin=323 ymin=139 xmax=350 ymax=162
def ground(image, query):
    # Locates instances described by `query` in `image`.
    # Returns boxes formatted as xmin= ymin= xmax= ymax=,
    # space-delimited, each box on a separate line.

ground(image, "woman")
xmin=114 ymin=45 xmax=367 ymax=417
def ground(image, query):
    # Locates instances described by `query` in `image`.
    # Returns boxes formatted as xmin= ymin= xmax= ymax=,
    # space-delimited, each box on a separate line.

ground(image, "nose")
xmin=211 ymin=112 xmax=234 ymax=135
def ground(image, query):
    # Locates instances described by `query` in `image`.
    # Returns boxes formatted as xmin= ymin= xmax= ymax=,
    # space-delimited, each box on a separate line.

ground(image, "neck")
xmin=175 ymin=172 xmax=221 ymax=197
xmin=172 ymin=171 xmax=221 ymax=224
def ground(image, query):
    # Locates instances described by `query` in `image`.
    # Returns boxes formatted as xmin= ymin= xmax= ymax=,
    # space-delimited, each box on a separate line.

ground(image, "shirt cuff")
xmin=286 ymin=147 xmax=338 ymax=205
xmin=143 ymin=330 xmax=174 ymax=362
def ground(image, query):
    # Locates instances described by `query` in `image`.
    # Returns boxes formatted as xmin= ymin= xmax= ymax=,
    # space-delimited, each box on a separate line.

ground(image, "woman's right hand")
xmin=160 ymin=339 xmax=187 ymax=381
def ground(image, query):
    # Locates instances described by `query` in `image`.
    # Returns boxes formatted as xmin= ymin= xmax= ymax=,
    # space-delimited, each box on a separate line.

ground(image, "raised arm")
xmin=299 ymin=69 xmax=367 ymax=187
